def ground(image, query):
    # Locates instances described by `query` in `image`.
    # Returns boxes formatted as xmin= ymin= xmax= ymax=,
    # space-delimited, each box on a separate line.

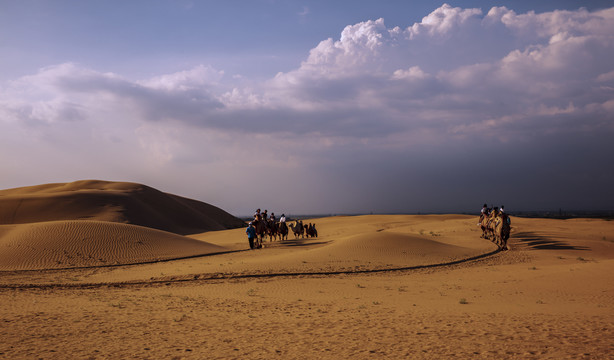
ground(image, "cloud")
xmin=263 ymin=4 xmax=614 ymax=142
xmin=5 ymin=5 xmax=612 ymax=141
xmin=1 ymin=63 xmax=225 ymax=130
xmin=409 ymin=3 xmax=482 ymax=36
xmin=1 ymin=4 xmax=613 ymax=214
xmin=140 ymin=65 xmax=225 ymax=91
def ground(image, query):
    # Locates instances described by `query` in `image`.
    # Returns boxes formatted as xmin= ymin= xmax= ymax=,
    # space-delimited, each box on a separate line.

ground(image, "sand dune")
xmin=0 ymin=220 xmax=227 ymax=271
xmin=293 ymin=215 xmax=494 ymax=266
xmin=0 ymin=180 xmax=245 ymax=234
xmin=0 ymin=180 xmax=244 ymax=271
xmin=320 ymin=232 xmax=478 ymax=260
xmin=0 ymin=214 xmax=496 ymax=274
xmin=232 ymin=230 xmax=494 ymax=275
xmin=63 ymin=215 xmax=496 ymax=281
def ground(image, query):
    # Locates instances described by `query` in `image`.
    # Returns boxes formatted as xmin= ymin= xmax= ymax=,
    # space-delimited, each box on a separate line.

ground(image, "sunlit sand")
xmin=1 ymin=181 xmax=612 ymax=358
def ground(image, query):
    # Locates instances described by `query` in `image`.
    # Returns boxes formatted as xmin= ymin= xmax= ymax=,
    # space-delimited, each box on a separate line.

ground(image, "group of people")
xmin=478 ymin=203 xmax=511 ymax=249
xmin=252 ymin=208 xmax=285 ymax=224
xmin=245 ymin=208 xmax=287 ymax=249
xmin=479 ymin=204 xmax=505 ymax=222
xmin=245 ymin=208 xmax=318 ymax=249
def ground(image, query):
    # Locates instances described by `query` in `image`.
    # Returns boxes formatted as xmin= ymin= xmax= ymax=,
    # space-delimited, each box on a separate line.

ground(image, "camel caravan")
xmin=478 ymin=204 xmax=511 ymax=250
xmin=248 ymin=209 xmax=318 ymax=249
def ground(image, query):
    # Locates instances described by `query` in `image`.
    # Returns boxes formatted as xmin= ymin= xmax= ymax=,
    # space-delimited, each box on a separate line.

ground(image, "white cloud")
xmin=264 ymin=4 xmax=614 ymax=141
xmin=3 ymin=5 xmax=613 ymax=141
xmin=409 ymin=3 xmax=482 ymax=37
xmin=391 ymin=66 xmax=430 ymax=80
xmin=140 ymin=65 xmax=224 ymax=91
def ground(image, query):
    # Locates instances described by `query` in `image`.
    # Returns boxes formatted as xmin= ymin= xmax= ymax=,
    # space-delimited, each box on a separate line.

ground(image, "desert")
xmin=4 ymin=2 xmax=614 ymax=359
xmin=0 ymin=181 xmax=613 ymax=359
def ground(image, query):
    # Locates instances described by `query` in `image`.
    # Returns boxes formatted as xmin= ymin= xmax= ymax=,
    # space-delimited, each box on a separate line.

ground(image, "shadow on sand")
xmin=265 ymin=238 xmax=331 ymax=248
xmin=514 ymin=231 xmax=590 ymax=251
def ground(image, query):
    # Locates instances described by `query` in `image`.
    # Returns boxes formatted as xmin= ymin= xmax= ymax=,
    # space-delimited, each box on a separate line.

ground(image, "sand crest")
xmin=0 ymin=180 xmax=245 ymax=234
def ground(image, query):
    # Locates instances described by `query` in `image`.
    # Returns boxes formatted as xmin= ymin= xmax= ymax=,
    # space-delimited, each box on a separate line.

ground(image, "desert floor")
xmin=1 ymin=215 xmax=613 ymax=359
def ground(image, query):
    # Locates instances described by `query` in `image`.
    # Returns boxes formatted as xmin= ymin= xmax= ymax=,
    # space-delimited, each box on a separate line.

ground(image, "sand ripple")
xmin=0 ymin=220 xmax=226 ymax=270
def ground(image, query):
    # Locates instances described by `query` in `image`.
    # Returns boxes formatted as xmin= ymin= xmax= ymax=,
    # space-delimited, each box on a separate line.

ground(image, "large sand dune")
xmin=0 ymin=180 xmax=245 ymax=271
xmin=0 ymin=180 xmax=245 ymax=234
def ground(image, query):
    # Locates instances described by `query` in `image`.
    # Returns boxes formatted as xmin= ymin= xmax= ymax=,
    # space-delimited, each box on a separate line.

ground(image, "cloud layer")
xmin=2 ymin=4 xmax=613 ymax=215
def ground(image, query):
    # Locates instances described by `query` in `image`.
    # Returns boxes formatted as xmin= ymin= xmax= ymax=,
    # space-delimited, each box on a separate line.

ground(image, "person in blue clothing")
xmin=246 ymin=222 xmax=257 ymax=249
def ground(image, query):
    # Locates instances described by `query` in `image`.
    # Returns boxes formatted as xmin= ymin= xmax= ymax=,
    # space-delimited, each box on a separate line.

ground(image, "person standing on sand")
xmin=246 ymin=222 xmax=256 ymax=249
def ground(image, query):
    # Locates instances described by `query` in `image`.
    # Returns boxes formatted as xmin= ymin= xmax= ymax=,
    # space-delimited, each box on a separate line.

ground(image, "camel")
xmin=266 ymin=220 xmax=279 ymax=242
xmin=289 ymin=221 xmax=304 ymax=239
xmin=494 ymin=213 xmax=511 ymax=249
xmin=479 ymin=212 xmax=496 ymax=241
xmin=479 ymin=210 xmax=510 ymax=250
xmin=278 ymin=222 xmax=288 ymax=241
xmin=304 ymin=223 xmax=318 ymax=238
xmin=311 ymin=224 xmax=318 ymax=238
xmin=252 ymin=220 xmax=266 ymax=248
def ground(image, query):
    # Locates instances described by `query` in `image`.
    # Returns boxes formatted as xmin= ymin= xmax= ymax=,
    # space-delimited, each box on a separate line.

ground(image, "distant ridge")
xmin=0 ymin=180 xmax=245 ymax=235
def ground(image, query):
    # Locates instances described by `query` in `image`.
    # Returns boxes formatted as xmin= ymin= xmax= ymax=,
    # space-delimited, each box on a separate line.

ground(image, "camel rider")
xmin=479 ymin=204 xmax=488 ymax=225
xmin=262 ymin=210 xmax=268 ymax=221
xmin=280 ymin=214 xmax=286 ymax=223
xmin=499 ymin=206 xmax=511 ymax=225
xmin=270 ymin=213 xmax=276 ymax=222
xmin=254 ymin=209 xmax=262 ymax=222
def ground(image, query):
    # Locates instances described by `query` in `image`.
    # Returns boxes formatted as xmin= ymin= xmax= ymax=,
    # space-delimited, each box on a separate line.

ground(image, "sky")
xmin=1 ymin=0 xmax=614 ymax=216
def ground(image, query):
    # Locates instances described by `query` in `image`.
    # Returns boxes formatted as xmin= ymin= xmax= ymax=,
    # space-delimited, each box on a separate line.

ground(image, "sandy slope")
xmin=0 ymin=180 xmax=245 ymax=234
xmin=0 ymin=220 xmax=227 ymax=270
xmin=0 ymin=180 xmax=244 ymax=270
xmin=0 ymin=215 xmax=613 ymax=359
xmin=0 ymin=214 xmax=495 ymax=275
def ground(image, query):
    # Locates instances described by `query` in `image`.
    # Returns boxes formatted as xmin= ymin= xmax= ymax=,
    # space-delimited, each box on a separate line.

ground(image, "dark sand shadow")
xmin=264 ymin=239 xmax=331 ymax=248
xmin=513 ymin=231 xmax=590 ymax=251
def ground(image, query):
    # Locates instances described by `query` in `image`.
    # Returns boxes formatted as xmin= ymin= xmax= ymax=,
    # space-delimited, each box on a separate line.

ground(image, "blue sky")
xmin=1 ymin=1 xmax=614 ymax=216
xmin=2 ymin=1 xmax=612 ymax=80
